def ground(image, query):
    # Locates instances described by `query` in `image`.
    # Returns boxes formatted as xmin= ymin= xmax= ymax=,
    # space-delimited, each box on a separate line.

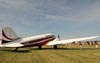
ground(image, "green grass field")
xmin=0 ymin=45 xmax=100 ymax=63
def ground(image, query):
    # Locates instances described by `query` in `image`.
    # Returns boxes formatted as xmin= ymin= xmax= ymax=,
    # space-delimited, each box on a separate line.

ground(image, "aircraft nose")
xmin=45 ymin=34 xmax=55 ymax=38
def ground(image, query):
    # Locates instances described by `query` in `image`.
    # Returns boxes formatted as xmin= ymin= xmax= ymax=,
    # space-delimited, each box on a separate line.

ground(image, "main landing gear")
xmin=14 ymin=47 xmax=19 ymax=51
xmin=38 ymin=44 xmax=42 ymax=49
xmin=53 ymin=45 xmax=58 ymax=49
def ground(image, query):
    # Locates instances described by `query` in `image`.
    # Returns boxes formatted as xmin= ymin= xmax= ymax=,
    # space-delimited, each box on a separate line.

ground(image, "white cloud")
xmin=68 ymin=2 xmax=100 ymax=22
xmin=0 ymin=0 xmax=37 ymax=27
xmin=44 ymin=1 xmax=100 ymax=23
xmin=0 ymin=0 xmax=29 ymax=10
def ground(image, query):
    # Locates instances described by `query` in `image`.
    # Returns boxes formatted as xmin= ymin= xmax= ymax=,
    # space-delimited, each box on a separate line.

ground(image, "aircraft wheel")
xmin=53 ymin=45 xmax=58 ymax=49
xmin=14 ymin=47 xmax=19 ymax=51
xmin=38 ymin=45 xmax=42 ymax=49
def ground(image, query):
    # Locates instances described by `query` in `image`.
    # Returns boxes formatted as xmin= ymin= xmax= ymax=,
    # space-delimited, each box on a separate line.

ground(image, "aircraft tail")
xmin=2 ymin=27 xmax=20 ymax=44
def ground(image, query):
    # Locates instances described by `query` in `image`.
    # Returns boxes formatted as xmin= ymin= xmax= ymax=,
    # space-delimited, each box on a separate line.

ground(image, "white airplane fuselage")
xmin=1 ymin=33 xmax=55 ymax=47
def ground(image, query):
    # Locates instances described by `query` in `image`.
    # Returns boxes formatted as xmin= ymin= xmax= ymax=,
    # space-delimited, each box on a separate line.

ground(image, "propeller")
xmin=53 ymin=34 xmax=60 ymax=41
xmin=57 ymin=34 xmax=60 ymax=41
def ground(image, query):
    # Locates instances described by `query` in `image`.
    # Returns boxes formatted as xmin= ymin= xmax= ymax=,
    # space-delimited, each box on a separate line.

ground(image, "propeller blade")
xmin=58 ymin=34 xmax=60 ymax=40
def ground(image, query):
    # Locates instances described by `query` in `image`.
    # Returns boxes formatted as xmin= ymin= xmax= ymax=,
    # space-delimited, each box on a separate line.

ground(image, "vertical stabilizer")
xmin=2 ymin=27 xmax=19 ymax=44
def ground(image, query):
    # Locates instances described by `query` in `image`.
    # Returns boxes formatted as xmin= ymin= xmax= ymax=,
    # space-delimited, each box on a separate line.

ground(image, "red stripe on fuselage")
xmin=2 ymin=30 xmax=14 ymax=40
xmin=22 ymin=35 xmax=55 ymax=47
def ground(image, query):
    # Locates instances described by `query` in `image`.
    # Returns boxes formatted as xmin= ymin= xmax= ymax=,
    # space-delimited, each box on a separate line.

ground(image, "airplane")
xmin=0 ymin=27 xmax=99 ymax=51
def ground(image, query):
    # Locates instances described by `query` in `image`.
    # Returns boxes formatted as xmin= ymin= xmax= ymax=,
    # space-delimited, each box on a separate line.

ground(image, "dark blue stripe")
xmin=2 ymin=40 xmax=12 ymax=43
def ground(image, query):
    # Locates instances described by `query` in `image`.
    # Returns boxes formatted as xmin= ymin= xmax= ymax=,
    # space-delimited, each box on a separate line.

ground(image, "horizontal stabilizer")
xmin=2 ymin=43 xmax=24 ymax=47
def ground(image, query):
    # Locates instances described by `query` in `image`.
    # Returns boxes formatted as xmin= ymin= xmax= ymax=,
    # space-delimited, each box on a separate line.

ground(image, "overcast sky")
xmin=0 ymin=0 xmax=100 ymax=40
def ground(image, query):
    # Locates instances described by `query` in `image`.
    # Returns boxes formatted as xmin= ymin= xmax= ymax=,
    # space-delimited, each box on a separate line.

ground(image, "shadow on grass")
xmin=0 ymin=47 xmax=100 ymax=52
xmin=30 ymin=47 xmax=100 ymax=50
xmin=1 ymin=49 xmax=31 ymax=53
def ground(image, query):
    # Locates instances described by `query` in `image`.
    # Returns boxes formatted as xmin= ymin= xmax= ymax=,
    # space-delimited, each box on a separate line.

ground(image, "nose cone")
xmin=47 ymin=33 xmax=55 ymax=37
xmin=45 ymin=33 xmax=52 ymax=36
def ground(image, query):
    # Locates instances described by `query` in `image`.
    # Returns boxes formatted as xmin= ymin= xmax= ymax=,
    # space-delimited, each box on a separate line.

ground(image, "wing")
xmin=2 ymin=43 xmax=24 ymax=47
xmin=47 ymin=36 xmax=99 ymax=45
